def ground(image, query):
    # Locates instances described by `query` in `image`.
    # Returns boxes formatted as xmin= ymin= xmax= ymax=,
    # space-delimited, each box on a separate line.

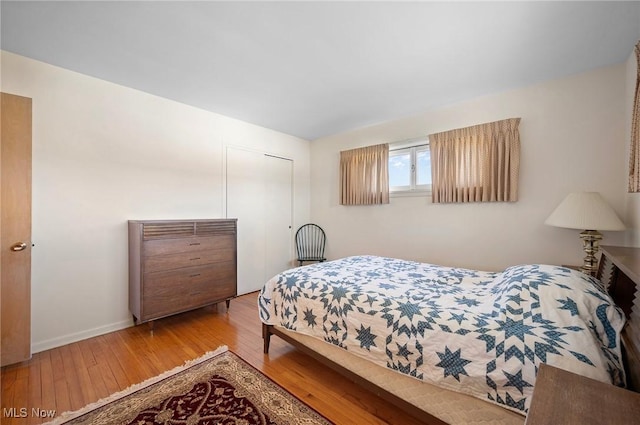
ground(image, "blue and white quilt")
xmin=258 ymin=256 xmax=626 ymax=414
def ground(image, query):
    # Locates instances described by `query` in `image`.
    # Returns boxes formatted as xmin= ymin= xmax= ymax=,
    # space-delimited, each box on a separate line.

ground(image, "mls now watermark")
xmin=3 ymin=407 xmax=56 ymax=418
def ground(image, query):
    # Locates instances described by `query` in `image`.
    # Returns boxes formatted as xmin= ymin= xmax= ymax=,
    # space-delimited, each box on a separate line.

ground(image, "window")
xmin=389 ymin=139 xmax=431 ymax=194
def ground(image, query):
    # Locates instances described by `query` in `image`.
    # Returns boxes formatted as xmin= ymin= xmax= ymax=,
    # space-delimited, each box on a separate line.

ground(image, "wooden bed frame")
xmin=597 ymin=245 xmax=640 ymax=390
xmin=262 ymin=245 xmax=640 ymax=424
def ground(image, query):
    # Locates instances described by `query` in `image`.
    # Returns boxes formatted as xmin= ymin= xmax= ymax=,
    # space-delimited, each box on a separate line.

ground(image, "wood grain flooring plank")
xmin=9 ymin=376 xmax=28 ymax=425
xmin=109 ymin=332 xmax=154 ymax=385
xmin=96 ymin=334 xmax=131 ymax=392
xmin=84 ymin=336 xmax=119 ymax=396
xmin=68 ymin=343 xmax=97 ymax=405
xmin=52 ymin=378 xmax=71 ymax=418
xmin=58 ymin=344 xmax=87 ymax=410
xmin=38 ymin=351 xmax=56 ymax=417
xmin=26 ymin=355 xmax=42 ymax=425
xmin=49 ymin=349 xmax=65 ymax=382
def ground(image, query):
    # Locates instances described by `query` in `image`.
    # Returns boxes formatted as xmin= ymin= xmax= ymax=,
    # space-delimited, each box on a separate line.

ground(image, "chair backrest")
xmin=295 ymin=223 xmax=326 ymax=260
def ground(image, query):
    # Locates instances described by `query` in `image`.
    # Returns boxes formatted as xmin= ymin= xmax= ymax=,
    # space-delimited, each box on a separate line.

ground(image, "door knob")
xmin=11 ymin=242 xmax=27 ymax=252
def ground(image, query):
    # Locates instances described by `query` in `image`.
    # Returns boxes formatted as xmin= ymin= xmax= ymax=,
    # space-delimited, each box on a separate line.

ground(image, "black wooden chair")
xmin=295 ymin=223 xmax=326 ymax=266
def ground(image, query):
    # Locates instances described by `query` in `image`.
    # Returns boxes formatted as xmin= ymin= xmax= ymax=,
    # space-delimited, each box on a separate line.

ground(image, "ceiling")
xmin=2 ymin=1 xmax=639 ymax=141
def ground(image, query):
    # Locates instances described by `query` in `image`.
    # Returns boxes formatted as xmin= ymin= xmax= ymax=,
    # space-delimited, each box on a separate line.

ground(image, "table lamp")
xmin=545 ymin=192 xmax=625 ymax=276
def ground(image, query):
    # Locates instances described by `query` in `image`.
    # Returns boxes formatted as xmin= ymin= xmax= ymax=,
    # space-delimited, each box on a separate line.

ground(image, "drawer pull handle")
xmin=189 ymin=243 xmax=201 ymax=246
xmin=190 ymin=257 xmax=201 ymax=261
xmin=190 ymin=274 xmax=201 ymax=278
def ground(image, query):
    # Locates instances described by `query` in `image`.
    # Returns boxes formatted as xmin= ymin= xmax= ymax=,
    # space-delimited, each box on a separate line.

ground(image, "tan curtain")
xmin=430 ymin=118 xmax=521 ymax=203
xmin=629 ymin=41 xmax=640 ymax=193
xmin=340 ymin=144 xmax=389 ymax=205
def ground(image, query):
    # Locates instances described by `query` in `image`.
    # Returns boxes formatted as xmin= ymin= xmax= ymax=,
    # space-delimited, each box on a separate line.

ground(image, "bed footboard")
xmin=261 ymin=323 xmax=449 ymax=425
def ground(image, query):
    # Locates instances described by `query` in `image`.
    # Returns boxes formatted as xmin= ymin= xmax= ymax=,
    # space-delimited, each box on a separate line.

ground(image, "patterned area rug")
xmin=43 ymin=346 xmax=332 ymax=425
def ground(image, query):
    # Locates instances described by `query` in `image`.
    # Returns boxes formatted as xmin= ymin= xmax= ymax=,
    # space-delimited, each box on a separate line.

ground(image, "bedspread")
xmin=258 ymin=256 xmax=625 ymax=414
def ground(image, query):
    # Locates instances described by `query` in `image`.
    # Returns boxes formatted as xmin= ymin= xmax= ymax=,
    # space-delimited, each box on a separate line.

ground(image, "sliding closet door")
xmin=226 ymin=147 xmax=293 ymax=295
xmin=264 ymin=155 xmax=293 ymax=281
xmin=226 ymin=147 xmax=266 ymax=295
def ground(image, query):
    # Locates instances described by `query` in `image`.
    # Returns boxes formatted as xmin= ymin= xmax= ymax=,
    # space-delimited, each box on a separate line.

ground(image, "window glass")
xmin=389 ymin=151 xmax=411 ymax=187
xmin=388 ymin=140 xmax=431 ymax=195
xmin=416 ymin=148 xmax=431 ymax=186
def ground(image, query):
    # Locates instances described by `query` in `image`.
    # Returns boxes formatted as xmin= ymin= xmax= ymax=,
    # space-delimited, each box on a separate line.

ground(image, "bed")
xmin=259 ymin=250 xmax=639 ymax=424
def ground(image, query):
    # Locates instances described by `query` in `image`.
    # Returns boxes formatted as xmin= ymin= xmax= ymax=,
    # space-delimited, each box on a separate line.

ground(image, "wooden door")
xmin=1 ymin=92 xmax=32 ymax=366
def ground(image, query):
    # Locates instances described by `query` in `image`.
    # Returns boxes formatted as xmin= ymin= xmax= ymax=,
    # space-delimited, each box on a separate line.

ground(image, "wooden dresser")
xmin=128 ymin=219 xmax=237 ymax=325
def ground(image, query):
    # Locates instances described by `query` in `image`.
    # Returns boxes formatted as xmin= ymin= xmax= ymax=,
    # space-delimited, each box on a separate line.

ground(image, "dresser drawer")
xmin=143 ymin=248 xmax=235 ymax=273
xmin=143 ymin=234 xmax=235 ymax=257
xmin=142 ymin=262 xmax=236 ymax=319
xmin=189 ymin=262 xmax=236 ymax=301
xmin=143 ymin=288 xmax=197 ymax=320
xmin=143 ymin=264 xmax=218 ymax=297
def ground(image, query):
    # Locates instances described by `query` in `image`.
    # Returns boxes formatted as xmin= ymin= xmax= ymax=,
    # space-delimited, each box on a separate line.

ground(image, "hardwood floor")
xmin=1 ymin=292 xmax=426 ymax=424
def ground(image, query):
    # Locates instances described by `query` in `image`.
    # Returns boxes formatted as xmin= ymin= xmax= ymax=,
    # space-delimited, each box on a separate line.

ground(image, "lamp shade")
xmin=545 ymin=192 xmax=625 ymax=231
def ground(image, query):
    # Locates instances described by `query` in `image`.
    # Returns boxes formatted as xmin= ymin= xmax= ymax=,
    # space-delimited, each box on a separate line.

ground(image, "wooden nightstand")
xmin=525 ymin=364 xmax=640 ymax=424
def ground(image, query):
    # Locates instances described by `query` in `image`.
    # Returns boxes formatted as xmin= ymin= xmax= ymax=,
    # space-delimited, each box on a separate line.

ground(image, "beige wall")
xmin=310 ymin=63 xmax=630 ymax=270
xmin=1 ymin=51 xmax=311 ymax=352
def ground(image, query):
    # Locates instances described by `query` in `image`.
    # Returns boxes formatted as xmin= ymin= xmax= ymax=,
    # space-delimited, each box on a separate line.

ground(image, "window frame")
xmin=388 ymin=138 xmax=431 ymax=196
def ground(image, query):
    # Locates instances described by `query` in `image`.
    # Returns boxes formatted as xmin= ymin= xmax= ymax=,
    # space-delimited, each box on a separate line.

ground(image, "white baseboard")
xmin=31 ymin=319 xmax=134 ymax=354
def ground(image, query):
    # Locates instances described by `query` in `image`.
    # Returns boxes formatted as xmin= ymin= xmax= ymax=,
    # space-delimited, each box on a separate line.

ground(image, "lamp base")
xmin=579 ymin=230 xmax=602 ymax=276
